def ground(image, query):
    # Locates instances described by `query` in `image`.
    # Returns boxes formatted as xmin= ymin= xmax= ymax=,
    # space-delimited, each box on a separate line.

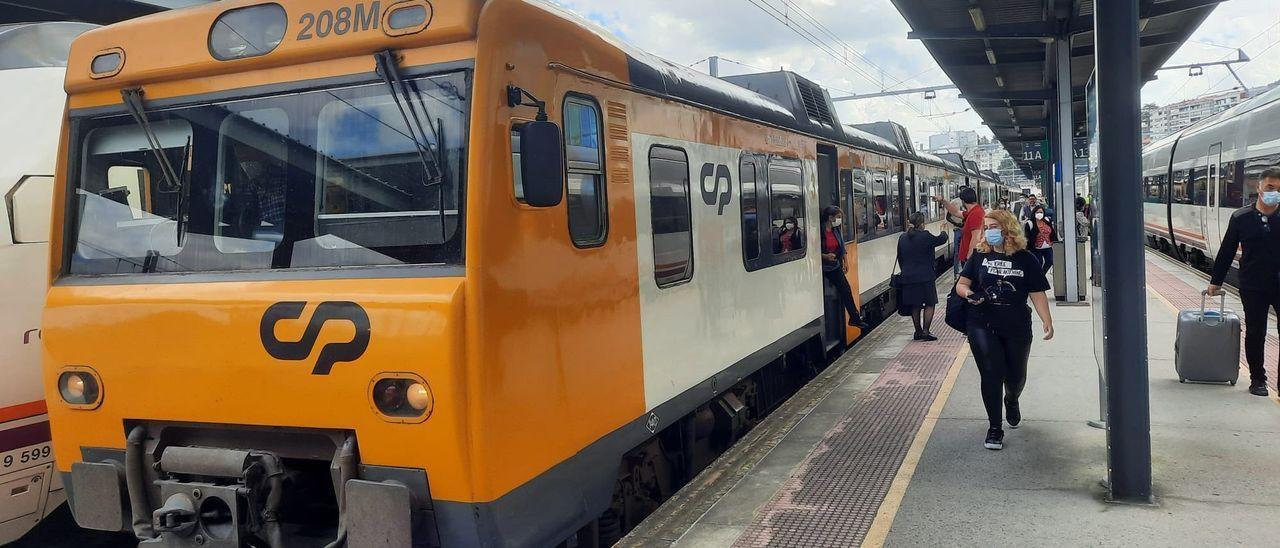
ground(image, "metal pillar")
xmin=708 ymin=55 xmax=720 ymax=77
xmin=1095 ymin=0 xmax=1152 ymax=503
xmin=1056 ymin=38 xmax=1080 ymax=303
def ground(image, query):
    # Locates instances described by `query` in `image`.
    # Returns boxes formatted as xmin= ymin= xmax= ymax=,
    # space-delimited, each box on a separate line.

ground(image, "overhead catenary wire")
xmin=742 ymin=0 xmax=946 ymax=132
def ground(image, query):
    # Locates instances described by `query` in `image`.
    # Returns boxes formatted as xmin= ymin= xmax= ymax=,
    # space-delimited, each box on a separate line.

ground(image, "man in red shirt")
xmin=938 ymin=187 xmax=984 ymax=266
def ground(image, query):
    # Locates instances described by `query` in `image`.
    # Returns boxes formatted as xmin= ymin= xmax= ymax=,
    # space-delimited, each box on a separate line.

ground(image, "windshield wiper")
xmin=121 ymin=88 xmax=183 ymax=193
xmin=373 ymin=50 xmax=448 ymax=240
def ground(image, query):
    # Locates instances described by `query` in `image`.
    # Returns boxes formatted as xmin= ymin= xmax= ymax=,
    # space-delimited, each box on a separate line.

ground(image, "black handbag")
xmin=944 ymin=283 xmax=968 ymax=333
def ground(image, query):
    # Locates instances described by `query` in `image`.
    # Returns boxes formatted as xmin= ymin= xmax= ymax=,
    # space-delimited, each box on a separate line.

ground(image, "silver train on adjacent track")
xmin=1143 ymin=85 xmax=1280 ymax=283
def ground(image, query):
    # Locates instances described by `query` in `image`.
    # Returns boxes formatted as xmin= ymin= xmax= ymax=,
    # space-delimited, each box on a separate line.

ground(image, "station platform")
xmin=620 ymin=250 xmax=1280 ymax=547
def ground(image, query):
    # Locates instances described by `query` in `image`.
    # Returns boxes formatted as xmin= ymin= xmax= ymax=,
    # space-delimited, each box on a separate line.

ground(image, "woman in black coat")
xmin=897 ymin=211 xmax=948 ymax=341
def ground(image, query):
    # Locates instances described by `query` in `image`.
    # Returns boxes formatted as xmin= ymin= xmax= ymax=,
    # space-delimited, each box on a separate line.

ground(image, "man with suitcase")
xmin=1208 ymin=167 xmax=1280 ymax=397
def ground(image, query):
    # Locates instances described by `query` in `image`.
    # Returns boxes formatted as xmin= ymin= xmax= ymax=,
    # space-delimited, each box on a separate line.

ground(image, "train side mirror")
xmin=519 ymin=121 xmax=564 ymax=208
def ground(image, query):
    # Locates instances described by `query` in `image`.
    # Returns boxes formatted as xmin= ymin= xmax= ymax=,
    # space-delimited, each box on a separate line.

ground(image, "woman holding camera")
xmin=956 ymin=209 xmax=1055 ymax=451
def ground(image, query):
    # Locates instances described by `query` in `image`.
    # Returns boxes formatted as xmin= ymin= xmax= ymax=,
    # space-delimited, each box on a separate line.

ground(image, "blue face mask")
xmin=1263 ymin=191 xmax=1280 ymax=206
xmin=984 ymin=228 xmax=1004 ymax=247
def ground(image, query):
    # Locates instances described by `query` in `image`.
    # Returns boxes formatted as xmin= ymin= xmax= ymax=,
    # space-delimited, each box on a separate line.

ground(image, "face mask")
xmin=1035 ymin=212 xmax=1045 ymax=220
xmin=984 ymin=228 xmax=1004 ymax=247
xmin=832 ymin=218 xmax=843 ymax=227
xmin=1263 ymin=191 xmax=1280 ymax=206
xmin=785 ymin=222 xmax=795 ymax=230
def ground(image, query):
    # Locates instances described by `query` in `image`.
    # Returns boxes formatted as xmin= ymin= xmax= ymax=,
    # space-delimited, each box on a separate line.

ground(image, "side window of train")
xmin=1191 ymin=166 xmax=1208 ymax=206
xmin=649 ymin=146 xmax=694 ymax=287
xmin=1171 ymin=169 xmax=1191 ymax=204
xmin=767 ymin=157 xmax=805 ymax=262
xmin=853 ymin=168 xmax=871 ymax=242
xmin=839 ymin=168 xmax=855 ymax=241
xmin=1221 ymin=161 xmax=1243 ymax=208
xmin=741 ymin=157 xmax=760 ymax=264
xmin=871 ymin=171 xmax=890 ymax=235
xmin=563 ymin=94 xmax=607 ymax=247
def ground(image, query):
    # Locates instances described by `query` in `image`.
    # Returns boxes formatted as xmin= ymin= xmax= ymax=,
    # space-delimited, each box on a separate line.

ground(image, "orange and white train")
xmin=39 ymin=1 xmax=1005 ymax=546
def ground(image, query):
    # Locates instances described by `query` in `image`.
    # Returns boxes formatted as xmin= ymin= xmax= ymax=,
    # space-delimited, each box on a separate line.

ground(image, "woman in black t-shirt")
xmin=956 ymin=209 xmax=1055 ymax=451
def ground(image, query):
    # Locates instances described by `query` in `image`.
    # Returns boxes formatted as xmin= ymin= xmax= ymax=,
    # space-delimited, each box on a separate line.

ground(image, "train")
xmin=1143 ymin=84 xmax=1280 ymax=280
xmin=0 ymin=21 xmax=96 ymax=545
xmin=39 ymin=1 xmax=1014 ymax=547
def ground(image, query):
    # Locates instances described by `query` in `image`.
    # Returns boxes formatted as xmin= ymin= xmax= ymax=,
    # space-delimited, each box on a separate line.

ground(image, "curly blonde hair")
xmin=975 ymin=209 xmax=1028 ymax=253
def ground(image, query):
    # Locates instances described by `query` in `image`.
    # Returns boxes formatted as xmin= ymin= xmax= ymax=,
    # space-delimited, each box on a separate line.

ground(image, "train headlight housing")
xmin=58 ymin=368 xmax=103 ymax=409
xmin=369 ymin=373 xmax=432 ymax=423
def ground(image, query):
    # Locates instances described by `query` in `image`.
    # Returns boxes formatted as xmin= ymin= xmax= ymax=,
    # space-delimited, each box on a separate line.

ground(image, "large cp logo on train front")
xmin=260 ymin=302 xmax=371 ymax=375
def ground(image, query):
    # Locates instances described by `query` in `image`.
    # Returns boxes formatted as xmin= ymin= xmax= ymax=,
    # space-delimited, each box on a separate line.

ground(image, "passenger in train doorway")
xmin=1023 ymin=205 xmax=1057 ymax=274
xmin=956 ymin=209 xmax=1055 ymax=450
xmin=1207 ymin=167 xmax=1280 ymax=397
xmin=897 ymin=212 xmax=948 ymax=341
xmin=821 ymin=206 xmax=869 ymax=329
xmin=937 ymin=186 xmax=984 ymax=268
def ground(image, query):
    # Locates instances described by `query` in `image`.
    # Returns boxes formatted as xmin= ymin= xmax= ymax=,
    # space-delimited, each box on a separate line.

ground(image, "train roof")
xmin=0 ymin=21 xmax=96 ymax=70
xmin=535 ymin=1 xmax=968 ymax=174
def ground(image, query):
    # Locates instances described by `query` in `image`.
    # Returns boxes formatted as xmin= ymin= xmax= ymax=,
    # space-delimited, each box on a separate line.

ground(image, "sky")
xmin=550 ymin=0 xmax=1280 ymax=146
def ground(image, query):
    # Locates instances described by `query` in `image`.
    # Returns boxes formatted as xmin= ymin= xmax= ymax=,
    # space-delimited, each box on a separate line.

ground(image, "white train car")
xmin=1144 ymin=85 xmax=1280 ymax=281
xmin=0 ymin=21 xmax=95 ymax=544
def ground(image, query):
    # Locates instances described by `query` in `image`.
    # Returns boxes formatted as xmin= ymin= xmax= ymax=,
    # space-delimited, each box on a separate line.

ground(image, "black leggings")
xmin=824 ymin=269 xmax=863 ymax=323
xmin=1240 ymin=289 xmax=1280 ymax=387
xmin=967 ymin=325 xmax=1032 ymax=429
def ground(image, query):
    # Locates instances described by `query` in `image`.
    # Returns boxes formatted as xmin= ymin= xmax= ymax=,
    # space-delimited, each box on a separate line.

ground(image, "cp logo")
xmin=700 ymin=163 xmax=733 ymax=215
xmin=260 ymin=301 xmax=371 ymax=375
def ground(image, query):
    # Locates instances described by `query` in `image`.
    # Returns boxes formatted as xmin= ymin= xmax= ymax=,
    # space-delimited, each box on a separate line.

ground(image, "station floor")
xmin=620 ymin=250 xmax=1280 ymax=547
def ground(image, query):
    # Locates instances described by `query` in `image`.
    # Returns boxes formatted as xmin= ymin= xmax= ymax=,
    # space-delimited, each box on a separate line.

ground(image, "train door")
xmin=815 ymin=145 xmax=845 ymax=349
xmin=1206 ymin=143 xmax=1224 ymax=257
xmin=897 ymin=162 xmax=908 ymax=227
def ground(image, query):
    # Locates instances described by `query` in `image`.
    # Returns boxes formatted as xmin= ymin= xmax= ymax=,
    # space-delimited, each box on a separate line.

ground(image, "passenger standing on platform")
xmin=1023 ymin=205 xmax=1056 ymax=274
xmin=1017 ymin=193 xmax=1039 ymax=222
xmin=898 ymin=212 xmax=948 ymax=341
xmin=956 ymin=209 xmax=1054 ymax=450
xmin=1207 ymin=167 xmax=1280 ymax=397
xmin=821 ymin=206 xmax=869 ymax=329
xmin=937 ymin=186 xmax=984 ymax=268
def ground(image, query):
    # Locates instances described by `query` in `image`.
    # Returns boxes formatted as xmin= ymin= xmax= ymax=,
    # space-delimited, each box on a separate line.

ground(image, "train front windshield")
xmin=67 ymin=70 xmax=468 ymax=274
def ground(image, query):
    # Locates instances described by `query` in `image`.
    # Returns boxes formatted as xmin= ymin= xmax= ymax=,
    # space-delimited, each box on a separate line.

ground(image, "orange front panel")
xmin=461 ymin=0 xmax=646 ymax=501
xmin=42 ymin=277 xmax=475 ymax=500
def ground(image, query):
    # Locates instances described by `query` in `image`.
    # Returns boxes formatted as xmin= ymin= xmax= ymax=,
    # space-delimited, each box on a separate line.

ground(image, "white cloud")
xmin=550 ymin=0 xmax=1277 ymax=143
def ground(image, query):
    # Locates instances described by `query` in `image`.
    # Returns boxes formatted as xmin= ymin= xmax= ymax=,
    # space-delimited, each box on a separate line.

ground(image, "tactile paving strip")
xmin=1145 ymin=258 xmax=1280 ymax=384
xmin=732 ymin=325 xmax=966 ymax=548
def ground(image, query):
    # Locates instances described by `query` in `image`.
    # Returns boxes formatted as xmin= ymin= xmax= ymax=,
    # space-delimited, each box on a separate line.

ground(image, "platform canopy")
xmin=890 ymin=0 xmax=1221 ymax=175
xmin=0 ymin=0 xmax=213 ymax=25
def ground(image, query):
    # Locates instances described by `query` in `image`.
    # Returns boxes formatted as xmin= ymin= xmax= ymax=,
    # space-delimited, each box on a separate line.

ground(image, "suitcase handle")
xmin=1200 ymin=290 xmax=1226 ymax=326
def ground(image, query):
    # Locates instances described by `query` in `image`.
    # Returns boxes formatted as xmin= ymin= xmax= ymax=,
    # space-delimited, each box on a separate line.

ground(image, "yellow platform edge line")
xmin=1146 ymin=285 xmax=1280 ymax=407
xmin=861 ymin=342 xmax=970 ymax=548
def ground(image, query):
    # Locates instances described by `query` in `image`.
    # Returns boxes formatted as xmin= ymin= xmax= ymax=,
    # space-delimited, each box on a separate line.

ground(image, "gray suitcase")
xmin=1175 ymin=291 xmax=1240 ymax=385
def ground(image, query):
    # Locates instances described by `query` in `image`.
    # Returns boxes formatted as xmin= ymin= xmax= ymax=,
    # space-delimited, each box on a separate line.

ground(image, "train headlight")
xmin=58 ymin=368 xmax=103 ymax=409
xmin=369 ymin=373 xmax=432 ymax=423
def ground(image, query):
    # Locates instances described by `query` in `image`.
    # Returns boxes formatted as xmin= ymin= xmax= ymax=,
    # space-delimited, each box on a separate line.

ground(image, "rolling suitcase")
xmin=1175 ymin=291 xmax=1240 ymax=385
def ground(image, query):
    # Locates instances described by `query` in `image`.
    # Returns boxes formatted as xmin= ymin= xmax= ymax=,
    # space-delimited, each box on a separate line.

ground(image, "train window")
xmin=839 ymin=169 xmax=855 ymax=241
xmin=740 ymin=158 xmax=760 ymax=263
xmin=69 ymin=71 xmax=469 ymax=275
xmin=853 ymin=168 xmax=871 ymax=242
xmin=218 ymin=108 xmax=289 ymax=256
xmin=104 ymin=166 xmax=151 ymax=219
xmin=564 ymin=95 xmax=607 ymax=247
xmin=649 ymin=146 xmax=693 ymax=287
xmin=1190 ymin=167 xmax=1208 ymax=206
xmin=1221 ymin=161 xmax=1243 ymax=208
xmin=1243 ymin=155 xmax=1280 ymax=204
xmin=768 ymin=158 xmax=805 ymax=259
xmin=871 ymin=171 xmax=889 ymax=235
xmin=1171 ymin=169 xmax=1190 ymax=204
